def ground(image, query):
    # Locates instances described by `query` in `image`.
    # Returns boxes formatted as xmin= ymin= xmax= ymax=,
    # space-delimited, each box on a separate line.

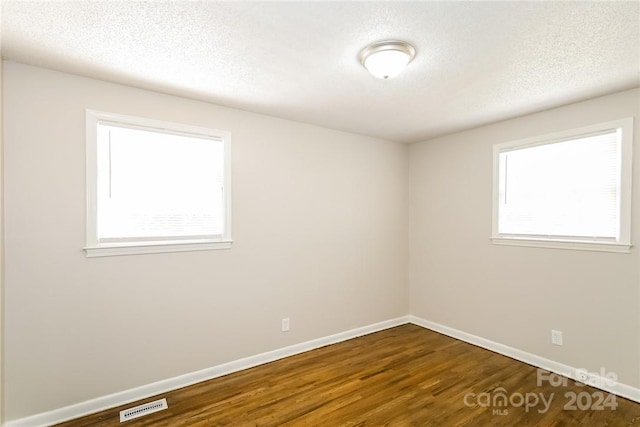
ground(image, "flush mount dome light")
xmin=360 ymin=40 xmax=416 ymax=79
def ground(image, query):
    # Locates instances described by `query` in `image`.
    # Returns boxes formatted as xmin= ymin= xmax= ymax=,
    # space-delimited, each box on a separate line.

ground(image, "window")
xmin=492 ymin=118 xmax=633 ymax=253
xmin=85 ymin=110 xmax=232 ymax=257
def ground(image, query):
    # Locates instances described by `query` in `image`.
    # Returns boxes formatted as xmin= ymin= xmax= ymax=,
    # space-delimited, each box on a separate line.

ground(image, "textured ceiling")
xmin=1 ymin=1 xmax=639 ymax=143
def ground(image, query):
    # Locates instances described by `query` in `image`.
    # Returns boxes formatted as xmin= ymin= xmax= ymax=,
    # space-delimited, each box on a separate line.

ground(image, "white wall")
xmin=2 ymin=61 xmax=409 ymax=421
xmin=1 ymin=58 xmax=5 ymax=424
xmin=410 ymin=88 xmax=640 ymax=388
xmin=5 ymin=58 xmax=638 ymax=423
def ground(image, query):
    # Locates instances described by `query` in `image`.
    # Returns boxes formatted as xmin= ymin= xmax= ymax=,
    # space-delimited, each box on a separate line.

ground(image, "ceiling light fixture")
xmin=360 ymin=40 xmax=416 ymax=80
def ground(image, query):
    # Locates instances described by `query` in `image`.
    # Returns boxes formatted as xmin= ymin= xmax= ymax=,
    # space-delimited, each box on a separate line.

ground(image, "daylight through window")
xmin=492 ymin=118 xmax=633 ymax=252
xmin=85 ymin=111 xmax=232 ymax=256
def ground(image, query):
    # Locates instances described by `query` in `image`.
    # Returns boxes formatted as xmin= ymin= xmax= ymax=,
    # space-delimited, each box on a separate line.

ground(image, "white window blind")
xmin=492 ymin=117 xmax=633 ymax=253
xmin=498 ymin=130 xmax=621 ymax=240
xmin=96 ymin=124 xmax=225 ymax=243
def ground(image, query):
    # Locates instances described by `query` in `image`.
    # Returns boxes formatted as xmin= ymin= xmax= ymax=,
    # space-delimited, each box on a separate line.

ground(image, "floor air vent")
xmin=120 ymin=398 xmax=168 ymax=422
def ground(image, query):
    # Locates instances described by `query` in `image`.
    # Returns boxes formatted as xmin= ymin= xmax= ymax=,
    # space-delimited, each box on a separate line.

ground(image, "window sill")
xmin=84 ymin=240 xmax=233 ymax=257
xmin=490 ymin=236 xmax=631 ymax=253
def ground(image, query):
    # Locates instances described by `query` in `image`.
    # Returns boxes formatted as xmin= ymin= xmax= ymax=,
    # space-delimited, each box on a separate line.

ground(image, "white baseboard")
xmin=408 ymin=315 xmax=640 ymax=404
xmin=7 ymin=314 xmax=639 ymax=427
xmin=4 ymin=316 xmax=410 ymax=427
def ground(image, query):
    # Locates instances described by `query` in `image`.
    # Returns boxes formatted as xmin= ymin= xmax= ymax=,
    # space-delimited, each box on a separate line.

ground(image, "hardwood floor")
xmin=57 ymin=324 xmax=640 ymax=426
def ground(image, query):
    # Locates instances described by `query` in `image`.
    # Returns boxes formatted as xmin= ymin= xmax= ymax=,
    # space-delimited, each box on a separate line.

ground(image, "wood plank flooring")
xmin=56 ymin=324 xmax=640 ymax=426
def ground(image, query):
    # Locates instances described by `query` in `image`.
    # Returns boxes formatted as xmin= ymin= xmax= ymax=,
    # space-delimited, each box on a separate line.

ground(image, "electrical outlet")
xmin=551 ymin=330 xmax=563 ymax=346
xmin=281 ymin=318 xmax=290 ymax=332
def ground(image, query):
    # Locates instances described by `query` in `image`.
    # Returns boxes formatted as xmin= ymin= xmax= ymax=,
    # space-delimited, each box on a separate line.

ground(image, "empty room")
xmin=1 ymin=1 xmax=640 ymax=426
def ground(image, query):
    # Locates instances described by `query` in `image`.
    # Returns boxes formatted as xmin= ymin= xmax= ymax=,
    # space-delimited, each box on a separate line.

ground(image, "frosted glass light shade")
xmin=360 ymin=40 xmax=416 ymax=79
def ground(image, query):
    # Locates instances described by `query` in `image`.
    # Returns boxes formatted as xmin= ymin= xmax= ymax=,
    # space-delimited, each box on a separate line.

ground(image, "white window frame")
xmin=85 ymin=110 xmax=232 ymax=257
xmin=491 ymin=118 xmax=633 ymax=253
